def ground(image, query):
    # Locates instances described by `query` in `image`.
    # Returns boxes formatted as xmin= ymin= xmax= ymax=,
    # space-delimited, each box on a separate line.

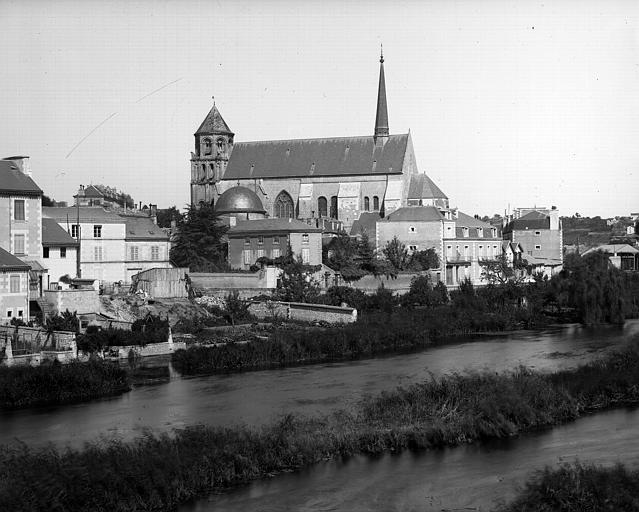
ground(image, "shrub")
xmin=0 ymin=360 xmax=130 ymax=409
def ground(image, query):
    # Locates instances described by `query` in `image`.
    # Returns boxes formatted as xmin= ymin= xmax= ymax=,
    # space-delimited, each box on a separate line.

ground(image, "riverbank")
xmin=172 ymin=305 xmax=557 ymax=375
xmin=2 ymin=336 xmax=638 ymax=511
xmin=496 ymin=462 xmax=639 ymax=511
xmin=0 ymin=361 xmax=130 ymax=410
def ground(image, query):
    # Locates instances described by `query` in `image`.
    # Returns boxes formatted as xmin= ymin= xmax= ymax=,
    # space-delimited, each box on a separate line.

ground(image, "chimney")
xmin=149 ymin=204 xmax=158 ymax=224
xmin=549 ymin=207 xmax=560 ymax=231
xmin=4 ymin=156 xmax=32 ymax=177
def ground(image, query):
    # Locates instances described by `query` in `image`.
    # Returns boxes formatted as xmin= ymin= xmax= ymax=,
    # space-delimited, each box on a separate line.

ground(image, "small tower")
xmin=374 ymin=46 xmax=389 ymax=145
xmin=190 ymin=100 xmax=234 ymax=207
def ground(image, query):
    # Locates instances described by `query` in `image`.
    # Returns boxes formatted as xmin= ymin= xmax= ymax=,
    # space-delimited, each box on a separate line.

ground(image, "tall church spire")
xmin=374 ymin=45 xmax=389 ymax=141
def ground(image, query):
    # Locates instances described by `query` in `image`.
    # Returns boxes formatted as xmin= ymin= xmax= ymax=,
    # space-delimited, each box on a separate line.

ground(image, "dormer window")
xmin=477 ymin=228 xmax=483 ymax=238
xmin=203 ymin=138 xmax=212 ymax=155
xmin=492 ymin=228 xmax=497 ymax=237
xmin=462 ymin=227 xmax=469 ymax=237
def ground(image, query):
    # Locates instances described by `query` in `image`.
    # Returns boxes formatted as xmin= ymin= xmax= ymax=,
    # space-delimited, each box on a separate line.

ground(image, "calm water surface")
xmin=1 ymin=320 xmax=638 ymax=449
xmin=184 ymin=408 xmax=639 ymax=512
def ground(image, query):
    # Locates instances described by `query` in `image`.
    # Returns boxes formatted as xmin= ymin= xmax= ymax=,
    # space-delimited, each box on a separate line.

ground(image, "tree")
xmin=276 ymin=256 xmax=321 ymax=303
xmin=170 ymin=203 xmax=229 ymax=271
xmin=479 ymin=253 xmax=527 ymax=285
xmin=408 ymin=248 xmax=440 ymax=271
xmin=156 ymin=206 xmax=182 ymax=228
xmin=382 ymin=236 xmax=409 ymax=271
xmin=42 ymin=195 xmax=55 ymax=207
xmin=324 ymin=233 xmax=366 ymax=281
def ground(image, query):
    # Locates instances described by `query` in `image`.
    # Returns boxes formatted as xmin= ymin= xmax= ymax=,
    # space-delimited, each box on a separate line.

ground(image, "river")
xmin=184 ymin=408 xmax=639 ymax=512
xmin=1 ymin=320 xmax=637 ymax=449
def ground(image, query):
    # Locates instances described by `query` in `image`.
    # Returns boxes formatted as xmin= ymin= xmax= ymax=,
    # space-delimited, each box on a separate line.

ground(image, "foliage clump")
xmin=0 ymin=360 xmax=129 ymax=409
xmin=170 ymin=202 xmax=229 ymax=271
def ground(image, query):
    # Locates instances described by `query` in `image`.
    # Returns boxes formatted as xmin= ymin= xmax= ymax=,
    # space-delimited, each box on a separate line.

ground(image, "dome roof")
xmin=215 ymin=186 xmax=265 ymax=214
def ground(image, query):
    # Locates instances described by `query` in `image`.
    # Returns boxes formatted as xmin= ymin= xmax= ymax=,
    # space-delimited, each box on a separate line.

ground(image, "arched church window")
xmin=373 ymin=196 xmax=380 ymax=211
xmin=364 ymin=197 xmax=370 ymax=211
xmin=318 ymin=196 xmax=327 ymax=217
xmin=201 ymin=164 xmax=206 ymax=179
xmin=203 ymin=139 xmax=212 ymax=155
xmin=274 ymin=191 xmax=295 ymax=219
xmin=330 ymin=196 xmax=338 ymax=219
xmin=216 ymin=138 xmax=226 ymax=152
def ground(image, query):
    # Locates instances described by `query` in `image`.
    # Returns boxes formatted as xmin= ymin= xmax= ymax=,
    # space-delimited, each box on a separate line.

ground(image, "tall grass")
xmin=172 ymin=307 xmax=533 ymax=376
xmin=3 ymin=340 xmax=639 ymax=511
xmin=496 ymin=462 xmax=639 ymax=511
xmin=0 ymin=361 xmax=130 ymax=409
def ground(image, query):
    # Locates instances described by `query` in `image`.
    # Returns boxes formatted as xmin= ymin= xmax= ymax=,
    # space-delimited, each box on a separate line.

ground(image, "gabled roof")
xmin=407 ymin=173 xmax=448 ymax=200
xmin=222 ymin=134 xmax=409 ymax=180
xmin=123 ymin=216 xmax=169 ymax=241
xmin=83 ymin=185 xmax=104 ymax=198
xmin=0 ymin=160 xmax=42 ymax=196
xmin=583 ymin=244 xmax=639 ymax=255
xmin=350 ymin=212 xmax=382 ymax=237
xmin=455 ymin=211 xmax=493 ymax=229
xmin=380 ymin=206 xmax=445 ymax=223
xmin=503 ymin=211 xmax=550 ymax=232
xmin=43 ymin=206 xmax=124 ymax=223
xmin=195 ymin=104 xmax=234 ymax=136
xmin=228 ymin=218 xmax=322 ymax=236
xmin=42 ymin=218 xmax=79 ymax=247
xmin=0 ymin=247 xmax=30 ymax=271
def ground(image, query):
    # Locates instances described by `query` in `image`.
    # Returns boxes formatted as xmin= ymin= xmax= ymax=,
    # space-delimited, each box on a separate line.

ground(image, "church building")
xmin=190 ymin=52 xmax=448 ymax=231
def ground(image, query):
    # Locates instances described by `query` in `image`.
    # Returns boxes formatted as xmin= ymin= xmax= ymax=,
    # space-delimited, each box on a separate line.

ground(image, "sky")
xmin=1 ymin=0 xmax=638 ymax=218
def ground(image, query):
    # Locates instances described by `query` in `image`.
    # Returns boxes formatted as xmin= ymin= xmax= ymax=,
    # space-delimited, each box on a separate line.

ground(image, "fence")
xmin=0 ymin=325 xmax=77 ymax=366
xmin=130 ymin=267 xmax=189 ymax=298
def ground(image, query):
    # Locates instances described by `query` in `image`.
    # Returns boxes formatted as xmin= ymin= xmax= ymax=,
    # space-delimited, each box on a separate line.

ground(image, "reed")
xmin=3 ymin=341 xmax=639 ymax=511
xmin=495 ymin=462 xmax=639 ymax=511
xmin=0 ymin=360 xmax=130 ymax=409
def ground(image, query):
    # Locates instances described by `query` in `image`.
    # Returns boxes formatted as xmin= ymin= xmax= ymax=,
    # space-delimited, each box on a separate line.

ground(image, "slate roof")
xmin=407 ymin=173 xmax=448 ymax=200
xmin=228 ymin=218 xmax=322 ymax=236
xmin=42 ymin=218 xmax=79 ymax=247
xmin=350 ymin=212 xmax=382 ymax=237
xmin=503 ymin=211 xmax=550 ymax=233
xmin=222 ymin=134 xmax=409 ymax=180
xmin=456 ymin=212 xmax=493 ymax=229
xmin=83 ymin=185 xmax=104 ymax=198
xmin=583 ymin=244 xmax=639 ymax=256
xmin=0 ymin=246 xmax=30 ymax=271
xmin=195 ymin=105 xmax=234 ymax=136
xmin=43 ymin=207 xmax=124 ymax=223
xmin=0 ymin=160 xmax=43 ymax=196
xmin=123 ymin=216 xmax=169 ymax=241
xmin=380 ymin=206 xmax=445 ymax=223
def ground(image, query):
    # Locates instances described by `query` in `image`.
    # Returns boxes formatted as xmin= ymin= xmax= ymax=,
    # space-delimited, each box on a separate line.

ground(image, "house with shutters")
xmin=43 ymin=207 xmax=171 ymax=284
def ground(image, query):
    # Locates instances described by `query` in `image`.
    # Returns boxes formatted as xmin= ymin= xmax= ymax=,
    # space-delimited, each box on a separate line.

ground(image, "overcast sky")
xmin=1 ymin=0 xmax=638 ymax=218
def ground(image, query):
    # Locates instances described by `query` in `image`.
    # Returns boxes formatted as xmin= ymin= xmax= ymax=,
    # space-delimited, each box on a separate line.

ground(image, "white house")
xmin=43 ymin=207 xmax=171 ymax=285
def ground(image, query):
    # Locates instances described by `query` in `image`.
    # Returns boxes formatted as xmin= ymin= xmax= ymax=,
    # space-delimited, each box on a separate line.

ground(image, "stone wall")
xmin=248 ymin=301 xmax=356 ymax=324
xmin=190 ymin=268 xmax=279 ymax=291
xmin=43 ymin=288 xmax=100 ymax=315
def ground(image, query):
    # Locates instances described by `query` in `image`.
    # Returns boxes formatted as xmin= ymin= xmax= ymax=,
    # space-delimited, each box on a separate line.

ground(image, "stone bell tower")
xmin=190 ymin=101 xmax=234 ymax=207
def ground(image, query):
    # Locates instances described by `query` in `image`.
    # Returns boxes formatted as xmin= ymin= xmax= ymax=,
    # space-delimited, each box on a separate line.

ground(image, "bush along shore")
xmin=496 ymin=462 xmax=639 ymax=511
xmin=172 ymin=302 xmax=546 ymax=376
xmin=3 ymin=340 xmax=639 ymax=511
xmin=0 ymin=360 xmax=130 ymax=410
